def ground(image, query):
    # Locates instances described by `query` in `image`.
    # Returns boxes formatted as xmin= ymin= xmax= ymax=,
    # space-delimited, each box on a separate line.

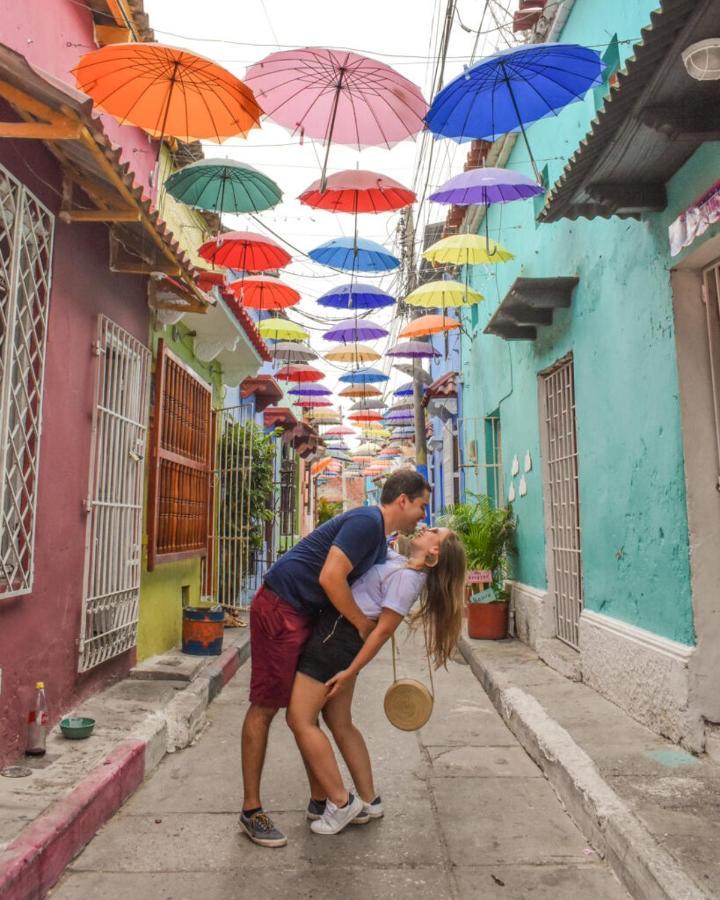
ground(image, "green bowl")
xmin=59 ymin=717 xmax=96 ymax=740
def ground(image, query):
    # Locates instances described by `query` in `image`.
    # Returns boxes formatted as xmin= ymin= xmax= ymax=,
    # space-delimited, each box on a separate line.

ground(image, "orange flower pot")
xmin=467 ymin=601 xmax=508 ymax=640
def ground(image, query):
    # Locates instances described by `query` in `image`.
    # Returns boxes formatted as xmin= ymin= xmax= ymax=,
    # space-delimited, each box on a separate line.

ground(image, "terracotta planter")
xmin=467 ymin=600 xmax=508 ymax=640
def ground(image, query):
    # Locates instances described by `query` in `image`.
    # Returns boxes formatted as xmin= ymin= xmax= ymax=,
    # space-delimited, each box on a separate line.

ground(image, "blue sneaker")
xmin=239 ymin=810 xmax=287 ymax=847
xmin=306 ymin=798 xmax=327 ymax=821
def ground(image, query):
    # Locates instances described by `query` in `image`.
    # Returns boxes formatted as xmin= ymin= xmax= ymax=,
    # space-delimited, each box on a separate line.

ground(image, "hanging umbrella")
xmin=73 ymin=43 xmax=262 ymax=143
xmin=389 ymin=399 xmax=414 ymax=411
xmin=404 ymin=280 xmax=483 ymax=309
xmin=351 ymin=398 xmax=386 ymax=411
xmin=338 ymin=383 xmax=382 ymax=399
xmin=311 ymin=457 xmax=335 ymax=476
xmin=386 ymin=340 xmax=438 ymax=359
xmin=423 ymin=234 xmax=514 ymax=266
xmin=325 ymin=343 xmax=381 ymax=363
xmin=245 ymin=48 xmax=427 ymax=188
xmin=393 ymin=363 xmax=433 ymax=384
xmin=384 ymin=410 xmax=415 ymax=422
xmin=360 ymin=427 xmax=391 ymax=438
xmin=309 ymin=237 xmax=399 ymax=273
xmin=199 ymin=231 xmax=291 ymax=271
xmin=325 ymin=440 xmax=350 ymax=450
xmin=393 ymin=381 xmax=417 ymax=397
xmin=430 ymin=167 xmax=544 ymax=206
xmin=295 ymin=397 xmax=333 ymax=408
xmin=274 ymin=363 xmax=324 ymax=383
xmin=325 ymin=425 xmax=356 ymax=436
xmin=307 ymin=411 xmax=343 ymax=425
xmin=352 ymin=455 xmax=374 ymax=464
xmin=165 ymin=159 xmax=281 ymax=213
xmin=425 ymin=44 xmax=604 ymax=181
xmin=329 ymin=450 xmax=352 ymax=463
xmin=338 ymin=367 xmax=389 ymax=384
xmin=257 ymin=318 xmax=309 ymax=341
xmin=288 ymin=384 xmax=332 ymax=397
xmin=400 ymin=315 xmax=461 ymax=339
xmin=322 ymin=318 xmax=388 ymax=342
xmin=228 ymin=275 xmax=300 ymax=310
xmin=349 ymin=411 xmax=383 ymax=422
xmin=273 ymin=342 xmax=318 ymax=362
xmin=317 ymin=283 xmax=395 ymax=311
xmin=299 ymin=170 xmax=415 ymax=213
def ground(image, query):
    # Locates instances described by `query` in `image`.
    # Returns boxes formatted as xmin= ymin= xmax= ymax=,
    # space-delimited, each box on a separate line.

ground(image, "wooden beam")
xmin=0 ymin=80 xmax=78 ymax=126
xmin=586 ymin=181 xmax=667 ymax=213
xmin=60 ymin=208 xmax=142 ymax=223
xmin=93 ymin=23 xmax=133 ymax=45
xmin=0 ymin=120 xmax=83 ymax=140
xmin=639 ymin=105 xmax=720 ymax=142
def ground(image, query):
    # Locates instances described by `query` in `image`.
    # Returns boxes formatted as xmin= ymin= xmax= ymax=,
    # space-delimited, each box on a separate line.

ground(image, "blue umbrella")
xmin=317 ymin=283 xmax=396 ymax=310
xmin=339 ymin=366 xmax=389 ymax=384
xmin=393 ymin=381 xmax=417 ymax=397
xmin=426 ymin=44 xmax=603 ymax=181
xmin=309 ymin=237 xmax=400 ymax=273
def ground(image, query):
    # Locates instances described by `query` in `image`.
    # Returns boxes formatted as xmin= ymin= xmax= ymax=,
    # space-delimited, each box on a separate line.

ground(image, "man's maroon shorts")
xmin=249 ymin=584 xmax=314 ymax=708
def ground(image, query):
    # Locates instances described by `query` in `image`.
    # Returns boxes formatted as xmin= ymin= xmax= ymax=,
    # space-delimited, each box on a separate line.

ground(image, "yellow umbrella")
xmin=404 ymin=279 xmax=483 ymax=309
xmin=324 ymin=342 xmax=381 ymax=363
xmin=361 ymin=427 xmax=391 ymax=438
xmin=423 ymin=234 xmax=513 ymax=266
xmin=257 ymin=317 xmax=309 ymax=341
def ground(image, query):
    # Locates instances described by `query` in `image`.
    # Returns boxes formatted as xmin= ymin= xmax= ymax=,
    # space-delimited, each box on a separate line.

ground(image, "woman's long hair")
xmin=412 ymin=532 xmax=466 ymax=668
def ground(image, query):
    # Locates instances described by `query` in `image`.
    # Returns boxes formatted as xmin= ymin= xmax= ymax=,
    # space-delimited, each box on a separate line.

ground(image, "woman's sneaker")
xmin=310 ymin=793 xmax=364 ymax=835
xmin=352 ymin=795 xmax=384 ymax=825
xmin=239 ymin=810 xmax=287 ymax=847
xmin=306 ymin=798 xmax=327 ymax=821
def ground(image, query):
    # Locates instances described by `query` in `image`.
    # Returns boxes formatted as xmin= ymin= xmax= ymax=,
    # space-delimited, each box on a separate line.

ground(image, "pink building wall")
xmin=0 ymin=4 xmax=155 ymax=763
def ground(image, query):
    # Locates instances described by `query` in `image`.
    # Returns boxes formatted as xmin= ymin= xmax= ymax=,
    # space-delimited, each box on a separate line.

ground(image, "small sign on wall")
xmin=469 ymin=587 xmax=497 ymax=604
xmin=467 ymin=570 xmax=493 ymax=584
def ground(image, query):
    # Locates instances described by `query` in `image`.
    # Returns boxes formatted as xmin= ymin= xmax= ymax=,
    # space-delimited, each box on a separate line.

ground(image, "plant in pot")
xmin=438 ymin=494 xmax=515 ymax=640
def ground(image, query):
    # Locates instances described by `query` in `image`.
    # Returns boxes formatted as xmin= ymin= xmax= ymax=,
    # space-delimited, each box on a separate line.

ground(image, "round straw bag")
xmin=384 ymin=633 xmax=434 ymax=732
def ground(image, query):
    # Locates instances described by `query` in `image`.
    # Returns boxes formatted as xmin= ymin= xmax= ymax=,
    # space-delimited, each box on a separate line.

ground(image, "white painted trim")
xmin=506 ymin=580 xmax=545 ymax=603
xmin=580 ymin=610 xmax=694 ymax=663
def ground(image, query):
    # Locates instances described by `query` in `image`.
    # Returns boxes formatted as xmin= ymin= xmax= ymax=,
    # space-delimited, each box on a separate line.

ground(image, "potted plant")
xmin=438 ymin=494 xmax=515 ymax=640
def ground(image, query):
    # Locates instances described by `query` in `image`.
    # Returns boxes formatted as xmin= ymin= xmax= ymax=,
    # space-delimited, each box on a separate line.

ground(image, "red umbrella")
xmin=299 ymin=170 xmax=416 ymax=214
xmin=324 ymin=425 xmax=356 ymax=436
xmin=274 ymin=364 xmax=325 ymax=383
xmin=295 ymin=397 xmax=332 ymax=408
xmin=228 ymin=275 xmax=300 ymax=310
xmin=349 ymin=411 xmax=383 ymax=422
xmin=199 ymin=231 xmax=291 ymax=271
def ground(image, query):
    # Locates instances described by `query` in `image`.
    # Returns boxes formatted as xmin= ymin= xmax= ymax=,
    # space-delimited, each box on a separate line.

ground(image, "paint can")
xmin=182 ymin=606 xmax=225 ymax=656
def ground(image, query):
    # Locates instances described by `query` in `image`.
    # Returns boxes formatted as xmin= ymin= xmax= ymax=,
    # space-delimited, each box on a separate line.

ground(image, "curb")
xmin=458 ymin=636 xmax=709 ymax=900
xmin=0 ymin=635 xmax=250 ymax=900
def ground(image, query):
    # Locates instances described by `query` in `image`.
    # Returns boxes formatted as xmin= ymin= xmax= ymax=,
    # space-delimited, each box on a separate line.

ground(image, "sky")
xmin=143 ymin=0 xmax=516 ymax=444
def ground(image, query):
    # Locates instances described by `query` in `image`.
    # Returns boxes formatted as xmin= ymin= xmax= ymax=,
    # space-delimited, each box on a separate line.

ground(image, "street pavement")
xmin=51 ymin=629 xmax=629 ymax=899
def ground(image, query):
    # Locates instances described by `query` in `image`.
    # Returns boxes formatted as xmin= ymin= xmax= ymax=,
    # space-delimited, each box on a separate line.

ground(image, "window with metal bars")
xmin=0 ymin=164 xmax=54 ymax=599
xmin=146 ymin=340 xmax=213 ymax=570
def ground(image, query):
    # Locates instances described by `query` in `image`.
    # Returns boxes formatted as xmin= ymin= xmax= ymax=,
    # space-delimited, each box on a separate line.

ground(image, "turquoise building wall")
xmin=460 ymin=0 xmax=719 ymax=646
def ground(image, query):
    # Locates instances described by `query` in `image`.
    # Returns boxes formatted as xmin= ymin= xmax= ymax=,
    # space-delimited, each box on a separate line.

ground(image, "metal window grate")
xmin=79 ymin=317 xmax=150 ymax=671
xmin=0 ymin=164 xmax=54 ymax=599
xmin=540 ymin=356 xmax=583 ymax=649
xmin=278 ymin=454 xmax=296 ymax=537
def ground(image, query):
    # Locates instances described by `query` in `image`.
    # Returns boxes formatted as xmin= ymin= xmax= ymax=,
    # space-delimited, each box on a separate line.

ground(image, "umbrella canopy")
xmin=325 ymin=343 xmax=381 ymax=363
xmin=288 ymin=384 xmax=332 ymax=397
xmin=325 ymin=440 xmax=350 ymax=450
xmin=273 ymin=342 xmax=318 ymax=362
xmin=384 ymin=410 xmax=415 ymax=422
xmin=338 ymin=367 xmax=389 ymax=384
xmin=338 ymin=384 xmax=382 ymax=398
xmin=386 ymin=340 xmax=438 ymax=359
xmin=349 ymin=411 xmax=383 ymax=422
xmin=294 ymin=397 xmax=333 ymax=408
xmin=400 ymin=314 xmax=460 ymax=339
xmin=352 ymin=455 xmax=374 ymax=464
xmin=325 ymin=425 xmax=356 ymax=436
xmin=307 ymin=412 xmax=342 ymax=425
xmin=257 ymin=318 xmax=309 ymax=341
xmin=329 ymin=450 xmax=352 ymax=463
xmin=311 ymin=457 xmax=335 ymax=476
xmin=351 ymin=398 xmax=386 ymax=411
xmin=393 ymin=381 xmax=417 ymax=397
xmin=361 ymin=426 xmax=391 ymax=437
xmin=404 ymin=279 xmax=483 ymax=309
xmin=228 ymin=275 xmax=300 ymax=311
xmin=389 ymin=399 xmax=413 ymax=411
xmin=73 ymin=43 xmax=261 ymax=142
xmin=299 ymin=170 xmax=415 ymax=213
xmin=423 ymin=234 xmax=514 ymax=265
xmin=322 ymin=318 xmax=388 ymax=342
xmin=309 ymin=237 xmax=399 ymax=273
xmin=393 ymin=363 xmax=433 ymax=384
xmin=317 ymin=283 xmax=395 ymax=311
xmin=274 ymin=363 xmax=325 ymax=383
xmin=164 ymin=159 xmax=281 ymax=214
xmin=199 ymin=231 xmax=291 ymax=271
xmin=430 ymin=167 xmax=544 ymax=206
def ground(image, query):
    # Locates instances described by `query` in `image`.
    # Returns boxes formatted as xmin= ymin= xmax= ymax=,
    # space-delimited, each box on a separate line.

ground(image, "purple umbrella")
xmin=288 ymin=384 xmax=332 ymax=396
xmin=429 ymin=167 xmax=544 ymax=207
xmin=385 ymin=340 xmax=438 ymax=359
xmin=323 ymin=317 xmax=389 ymax=342
xmin=384 ymin=410 xmax=415 ymax=422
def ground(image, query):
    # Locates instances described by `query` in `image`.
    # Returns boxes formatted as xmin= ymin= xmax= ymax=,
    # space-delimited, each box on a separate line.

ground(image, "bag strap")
xmin=390 ymin=622 xmax=434 ymax=699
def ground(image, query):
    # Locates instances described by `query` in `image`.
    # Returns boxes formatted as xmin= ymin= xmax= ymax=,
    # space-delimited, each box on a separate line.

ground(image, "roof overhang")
xmin=422 ymin=370 xmax=458 ymax=408
xmin=241 ymin=375 xmax=284 ymax=412
xmin=484 ymin=276 xmax=579 ymax=341
xmin=263 ymin=406 xmax=298 ymax=431
xmin=541 ymin=0 xmax=720 ymax=223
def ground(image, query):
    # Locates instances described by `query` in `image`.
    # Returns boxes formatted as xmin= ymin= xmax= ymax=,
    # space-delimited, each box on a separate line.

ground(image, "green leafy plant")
xmin=316 ymin=498 xmax=343 ymax=525
xmin=438 ymin=494 xmax=515 ymax=597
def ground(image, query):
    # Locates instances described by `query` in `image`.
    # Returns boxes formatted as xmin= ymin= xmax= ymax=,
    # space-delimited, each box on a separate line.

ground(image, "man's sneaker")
xmin=352 ymin=795 xmax=384 ymax=825
xmin=239 ymin=810 xmax=287 ymax=847
xmin=306 ymin=798 xmax=327 ymax=821
xmin=310 ymin=792 xmax=364 ymax=835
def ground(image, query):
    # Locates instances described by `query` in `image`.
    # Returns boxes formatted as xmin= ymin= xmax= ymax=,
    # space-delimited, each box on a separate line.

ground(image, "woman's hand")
xmin=326 ymin=669 xmax=353 ymax=699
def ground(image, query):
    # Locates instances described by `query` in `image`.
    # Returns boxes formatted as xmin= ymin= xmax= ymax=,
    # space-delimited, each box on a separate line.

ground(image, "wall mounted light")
xmin=682 ymin=39 xmax=720 ymax=80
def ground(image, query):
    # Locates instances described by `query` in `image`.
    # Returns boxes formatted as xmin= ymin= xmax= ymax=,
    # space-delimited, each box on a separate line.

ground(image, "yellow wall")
xmin=137 ymin=556 xmax=202 ymax=660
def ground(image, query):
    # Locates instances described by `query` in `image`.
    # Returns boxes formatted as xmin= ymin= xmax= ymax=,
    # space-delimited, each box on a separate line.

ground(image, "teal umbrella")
xmin=164 ymin=158 xmax=282 ymax=213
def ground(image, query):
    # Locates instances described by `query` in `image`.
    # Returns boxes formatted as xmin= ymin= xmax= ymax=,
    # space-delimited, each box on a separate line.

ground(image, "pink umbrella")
xmin=245 ymin=48 xmax=427 ymax=188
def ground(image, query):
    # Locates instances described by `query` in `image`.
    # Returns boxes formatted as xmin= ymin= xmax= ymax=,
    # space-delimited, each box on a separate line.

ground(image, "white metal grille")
xmin=79 ymin=317 xmax=150 ymax=672
xmin=0 ymin=164 xmax=54 ymax=598
xmin=540 ymin=356 xmax=583 ymax=649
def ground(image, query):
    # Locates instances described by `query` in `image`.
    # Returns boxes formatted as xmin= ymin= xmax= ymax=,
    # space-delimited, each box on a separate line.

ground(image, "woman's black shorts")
xmin=296 ymin=607 xmax=363 ymax=684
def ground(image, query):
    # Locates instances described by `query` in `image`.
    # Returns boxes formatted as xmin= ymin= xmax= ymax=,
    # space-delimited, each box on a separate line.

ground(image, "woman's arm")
xmin=325 ymin=608 xmax=403 ymax=698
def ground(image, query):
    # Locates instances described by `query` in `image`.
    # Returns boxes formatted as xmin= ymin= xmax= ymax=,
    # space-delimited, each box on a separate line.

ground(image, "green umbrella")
xmin=164 ymin=158 xmax=282 ymax=213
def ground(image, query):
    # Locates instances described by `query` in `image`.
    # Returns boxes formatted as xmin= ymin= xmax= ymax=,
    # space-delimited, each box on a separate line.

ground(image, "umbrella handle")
xmin=501 ymin=64 xmax=543 ymax=185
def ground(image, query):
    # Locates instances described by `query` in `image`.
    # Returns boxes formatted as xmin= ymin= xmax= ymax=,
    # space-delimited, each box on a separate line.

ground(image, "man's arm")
xmin=318 ymin=546 xmax=375 ymax=639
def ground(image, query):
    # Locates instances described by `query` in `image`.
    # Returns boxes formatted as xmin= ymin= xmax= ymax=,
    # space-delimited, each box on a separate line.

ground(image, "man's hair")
xmin=380 ymin=468 xmax=431 ymax=505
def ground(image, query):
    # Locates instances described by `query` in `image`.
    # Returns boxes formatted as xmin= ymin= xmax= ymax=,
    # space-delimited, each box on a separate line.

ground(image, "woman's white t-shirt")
xmin=351 ymin=549 xmax=427 ymax=620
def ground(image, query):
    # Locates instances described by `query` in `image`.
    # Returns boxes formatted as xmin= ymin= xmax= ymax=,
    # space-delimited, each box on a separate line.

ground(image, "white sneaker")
xmin=352 ymin=795 xmax=384 ymax=825
xmin=310 ymin=793 xmax=364 ymax=835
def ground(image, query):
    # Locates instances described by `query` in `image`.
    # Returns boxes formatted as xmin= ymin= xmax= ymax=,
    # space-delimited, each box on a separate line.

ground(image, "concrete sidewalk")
xmin=50 ymin=627 xmax=627 ymax=899
xmin=0 ymin=627 xmax=249 ymax=900
xmin=459 ymin=635 xmax=717 ymax=900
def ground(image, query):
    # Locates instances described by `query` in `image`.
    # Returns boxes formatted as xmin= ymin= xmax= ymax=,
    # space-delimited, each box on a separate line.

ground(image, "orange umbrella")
xmin=338 ymin=384 xmax=382 ymax=399
xmin=73 ymin=43 xmax=262 ymax=143
xmin=399 ymin=314 xmax=461 ymax=339
xmin=311 ymin=457 xmax=334 ymax=476
xmin=349 ymin=411 xmax=383 ymax=422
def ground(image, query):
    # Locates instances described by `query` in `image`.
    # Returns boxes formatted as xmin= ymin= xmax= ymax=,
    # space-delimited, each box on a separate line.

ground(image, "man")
xmin=240 ymin=468 xmax=431 ymax=847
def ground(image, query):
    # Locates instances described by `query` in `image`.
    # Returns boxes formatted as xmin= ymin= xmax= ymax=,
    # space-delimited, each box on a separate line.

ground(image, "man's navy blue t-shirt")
xmin=263 ymin=506 xmax=387 ymax=614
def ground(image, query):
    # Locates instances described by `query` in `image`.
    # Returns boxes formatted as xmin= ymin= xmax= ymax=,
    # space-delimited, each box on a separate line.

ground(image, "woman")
xmin=286 ymin=526 xmax=466 ymax=835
